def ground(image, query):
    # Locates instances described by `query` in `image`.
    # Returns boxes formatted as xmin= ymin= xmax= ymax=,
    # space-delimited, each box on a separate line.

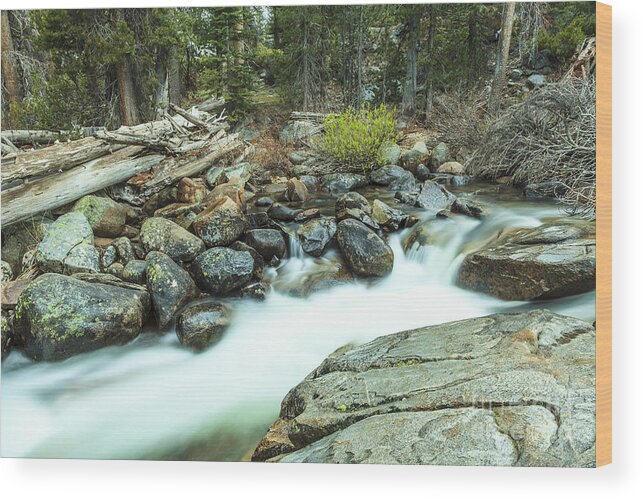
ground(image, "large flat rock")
xmin=252 ymin=310 xmax=595 ymax=467
xmin=457 ymin=219 xmax=596 ymax=300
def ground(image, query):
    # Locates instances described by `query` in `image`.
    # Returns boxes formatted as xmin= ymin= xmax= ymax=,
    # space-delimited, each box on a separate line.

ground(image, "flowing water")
xmin=0 ymin=182 xmax=595 ymax=460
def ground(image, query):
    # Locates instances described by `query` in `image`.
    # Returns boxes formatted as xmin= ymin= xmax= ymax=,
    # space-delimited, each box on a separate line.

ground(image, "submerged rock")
xmin=35 ymin=212 xmax=100 ymax=275
xmin=14 ymin=273 xmax=150 ymax=361
xmin=336 ymin=219 xmax=394 ymax=277
xmin=252 ymin=310 xmax=596 ymax=467
xmin=176 ymin=302 xmax=233 ymax=351
xmin=191 ymin=247 xmax=255 ymax=294
xmin=193 ymin=197 xmax=246 ymax=247
xmin=457 ymin=220 xmax=596 ymax=300
xmin=297 ymin=217 xmax=337 ymax=257
xmin=73 ymin=195 xmax=127 ymax=237
xmin=145 ymin=252 xmax=199 ymax=328
xmin=284 ymin=178 xmax=309 ymax=203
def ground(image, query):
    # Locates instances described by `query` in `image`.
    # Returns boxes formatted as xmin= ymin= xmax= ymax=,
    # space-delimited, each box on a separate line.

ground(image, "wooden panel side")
xmin=596 ymin=1 xmax=612 ymax=468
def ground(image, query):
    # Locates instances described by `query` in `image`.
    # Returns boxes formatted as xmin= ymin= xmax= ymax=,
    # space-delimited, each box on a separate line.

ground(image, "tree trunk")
xmin=489 ymin=2 xmax=516 ymax=114
xmin=1 ymin=11 xmax=23 ymax=126
xmin=402 ymin=12 xmax=420 ymax=117
xmin=168 ymin=46 xmax=181 ymax=106
xmin=116 ymin=56 xmax=141 ymax=125
xmin=424 ymin=8 xmax=437 ymax=121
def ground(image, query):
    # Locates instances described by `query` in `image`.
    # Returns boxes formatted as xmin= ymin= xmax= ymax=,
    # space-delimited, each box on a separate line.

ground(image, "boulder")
xmin=335 ymin=191 xmax=370 ymax=214
xmin=320 ymin=173 xmax=368 ymax=195
xmin=284 ymin=178 xmax=309 ymax=202
xmin=177 ymin=177 xmax=207 ymax=204
xmin=252 ymin=310 xmax=596 ymax=467
xmin=145 ymin=252 xmax=199 ymax=328
xmin=142 ymin=186 xmax=178 ymax=215
xmin=297 ymin=218 xmax=337 ymax=257
xmin=245 ymin=212 xmax=272 ymax=230
xmin=381 ymin=143 xmax=402 ymax=165
xmin=1 ymin=218 xmax=52 ymax=275
xmin=203 ymin=178 xmax=246 ymax=209
xmin=111 ymin=237 xmax=137 ymax=265
xmin=457 ymin=220 xmax=596 ymax=300
xmin=122 ymin=260 xmax=148 ymax=285
xmin=14 ymin=273 xmax=150 ymax=361
xmin=191 ymin=247 xmax=255 ymax=294
xmin=255 ymin=196 xmax=274 ymax=207
xmin=299 ymin=175 xmax=320 ymax=193
xmin=35 ymin=212 xmax=100 ymax=275
xmin=335 ymin=219 xmax=394 ymax=277
xmin=140 ymin=217 xmax=205 ymax=262
xmin=73 ymin=195 xmax=127 ymax=237
xmin=176 ymin=302 xmax=233 ymax=351
xmin=229 ymin=241 xmax=264 ymax=279
xmin=1 ymin=311 xmax=14 ymax=359
xmin=400 ymin=142 xmax=430 ymax=174
xmin=294 ymin=208 xmax=321 ymax=223
xmin=527 ymin=74 xmax=546 ymax=88
xmin=193 ymin=197 xmax=246 ymax=247
xmin=437 ymin=161 xmax=466 ymax=175
xmin=416 ymin=180 xmax=457 ymax=211
xmin=415 ymin=164 xmax=431 ymax=181
xmin=451 ymin=198 xmax=490 ymax=219
xmin=289 ymin=150 xmax=308 ymax=165
xmin=430 ymin=142 xmax=449 ymax=171
xmin=267 ymin=203 xmax=303 ymax=222
xmin=273 ymin=260 xmax=353 ymax=298
xmin=244 ymin=229 xmax=287 ymax=261
xmin=280 ymin=121 xmax=320 ymax=145
xmin=371 ymin=199 xmax=407 ymax=231
xmin=1 ymin=278 xmax=31 ymax=310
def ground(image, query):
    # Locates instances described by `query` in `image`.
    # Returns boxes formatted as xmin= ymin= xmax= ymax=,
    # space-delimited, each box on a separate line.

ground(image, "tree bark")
xmin=489 ymin=2 xmax=516 ymax=114
xmin=402 ymin=12 xmax=420 ymax=117
xmin=113 ymin=10 xmax=141 ymax=125
xmin=1 ymin=11 xmax=23 ymax=125
xmin=424 ymin=8 xmax=437 ymax=121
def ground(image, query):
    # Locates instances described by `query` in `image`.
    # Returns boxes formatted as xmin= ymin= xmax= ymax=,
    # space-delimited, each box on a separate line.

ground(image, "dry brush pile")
xmin=467 ymin=77 xmax=596 ymax=217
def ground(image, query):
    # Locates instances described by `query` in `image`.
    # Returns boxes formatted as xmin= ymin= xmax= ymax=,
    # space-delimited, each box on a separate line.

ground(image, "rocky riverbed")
xmin=1 ymin=140 xmax=596 ymax=464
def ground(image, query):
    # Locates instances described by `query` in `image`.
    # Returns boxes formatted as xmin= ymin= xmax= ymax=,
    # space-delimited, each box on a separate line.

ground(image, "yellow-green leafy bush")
xmin=319 ymin=104 xmax=399 ymax=172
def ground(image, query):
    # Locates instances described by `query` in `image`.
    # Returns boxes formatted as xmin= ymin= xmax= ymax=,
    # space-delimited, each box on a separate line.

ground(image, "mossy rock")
xmin=14 ymin=273 xmax=150 ymax=361
xmin=73 ymin=195 xmax=127 ymax=237
xmin=140 ymin=217 xmax=205 ymax=262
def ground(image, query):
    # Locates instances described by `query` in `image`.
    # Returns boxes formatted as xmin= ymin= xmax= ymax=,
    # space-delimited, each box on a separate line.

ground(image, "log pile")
xmin=1 ymin=104 xmax=247 ymax=227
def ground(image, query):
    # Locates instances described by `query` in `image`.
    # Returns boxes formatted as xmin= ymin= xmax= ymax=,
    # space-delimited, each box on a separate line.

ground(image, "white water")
xmin=0 ymin=186 xmax=595 ymax=460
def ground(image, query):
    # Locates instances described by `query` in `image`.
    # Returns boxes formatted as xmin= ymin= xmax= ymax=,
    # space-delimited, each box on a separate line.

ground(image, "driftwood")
xmin=1 ymin=137 xmax=125 ymax=185
xmin=1 ymin=146 xmax=165 ymax=226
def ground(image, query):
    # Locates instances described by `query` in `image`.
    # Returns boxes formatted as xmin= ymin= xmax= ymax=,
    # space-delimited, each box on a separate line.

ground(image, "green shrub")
xmin=319 ymin=104 xmax=399 ymax=172
xmin=538 ymin=17 xmax=592 ymax=64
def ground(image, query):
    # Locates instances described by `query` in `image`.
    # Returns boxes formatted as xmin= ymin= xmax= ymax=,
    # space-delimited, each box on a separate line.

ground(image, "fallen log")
xmin=1 ymin=137 xmax=125 ymax=185
xmin=289 ymin=111 xmax=330 ymax=124
xmin=1 ymin=146 xmax=164 ymax=226
xmin=196 ymin=97 xmax=226 ymax=113
xmin=1 ymin=127 xmax=106 ymax=145
xmin=132 ymin=133 xmax=244 ymax=199
xmin=169 ymin=103 xmax=211 ymax=130
xmin=94 ymin=130 xmax=182 ymax=152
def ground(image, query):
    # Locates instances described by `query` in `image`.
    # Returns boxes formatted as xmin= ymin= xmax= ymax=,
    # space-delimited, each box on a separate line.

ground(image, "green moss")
xmin=393 ymin=359 xmax=422 ymax=368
